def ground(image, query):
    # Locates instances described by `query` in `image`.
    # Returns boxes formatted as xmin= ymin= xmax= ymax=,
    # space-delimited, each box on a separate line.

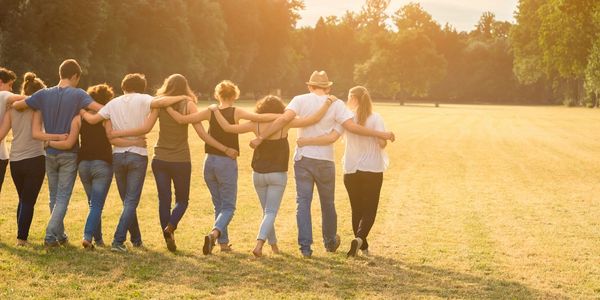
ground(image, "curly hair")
xmin=87 ymin=84 xmax=114 ymax=105
xmin=255 ymin=95 xmax=285 ymax=114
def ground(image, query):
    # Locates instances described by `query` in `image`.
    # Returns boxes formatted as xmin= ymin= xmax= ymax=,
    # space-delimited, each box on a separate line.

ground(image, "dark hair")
xmin=87 ymin=84 xmax=114 ymax=105
xmin=59 ymin=59 xmax=82 ymax=79
xmin=121 ymin=73 xmax=147 ymax=93
xmin=156 ymin=74 xmax=197 ymax=102
xmin=0 ymin=67 xmax=17 ymax=84
xmin=214 ymin=80 xmax=240 ymax=101
xmin=21 ymin=72 xmax=46 ymax=96
xmin=255 ymin=95 xmax=285 ymax=114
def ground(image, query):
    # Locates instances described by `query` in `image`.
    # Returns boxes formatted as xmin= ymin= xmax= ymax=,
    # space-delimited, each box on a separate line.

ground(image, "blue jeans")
xmin=44 ymin=153 xmax=78 ymax=243
xmin=204 ymin=154 xmax=237 ymax=244
xmin=78 ymin=160 xmax=112 ymax=243
xmin=112 ymin=152 xmax=147 ymax=246
xmin=294 ymin=157 xmax=337 ymax=255
xmin=152 ymin=159 xmax=191 ymax=230
xmin=253 ymin=172 xmax=287 ymax=245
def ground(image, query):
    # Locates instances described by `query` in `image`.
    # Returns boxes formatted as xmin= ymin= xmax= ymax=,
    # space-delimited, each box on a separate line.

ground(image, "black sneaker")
xmin=347 ymin=238 xmax=362 ymax=258
xmin=202 ymin=234 xmax=215 ymax=255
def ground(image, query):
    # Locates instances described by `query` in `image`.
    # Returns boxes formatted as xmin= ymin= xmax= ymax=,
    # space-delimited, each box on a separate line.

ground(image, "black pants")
xmin=0 ymin=159 xmax=8 ymax=193
xmin=343 ymin=170 xmax=383 ymax=250
xmin=10 ymin=156 xmax=46 ymax=240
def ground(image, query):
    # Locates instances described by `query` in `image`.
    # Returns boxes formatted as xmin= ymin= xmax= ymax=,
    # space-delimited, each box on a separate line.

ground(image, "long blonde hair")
xmin=349 ymin=86 xmax=373 ymax=126
xmin=156 ymin=74 xmax=197 ymax=103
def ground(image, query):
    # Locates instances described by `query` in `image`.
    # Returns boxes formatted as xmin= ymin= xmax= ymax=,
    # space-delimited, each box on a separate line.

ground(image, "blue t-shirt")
xmin=26 ymin=86 xmax=93 ymax=155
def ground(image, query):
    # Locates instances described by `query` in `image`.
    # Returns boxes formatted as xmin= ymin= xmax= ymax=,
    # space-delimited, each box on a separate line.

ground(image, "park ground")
xmin=0 ymin=103 xmax=598 ymax=299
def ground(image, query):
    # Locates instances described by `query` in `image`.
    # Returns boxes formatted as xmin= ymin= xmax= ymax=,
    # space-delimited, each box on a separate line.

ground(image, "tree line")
xmin=0 ymin=0 xmax=598 ymax=105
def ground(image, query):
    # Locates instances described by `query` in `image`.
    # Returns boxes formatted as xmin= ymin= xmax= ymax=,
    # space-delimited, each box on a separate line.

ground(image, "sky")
xmin=297 ymin=0 xmax=519 ymax=32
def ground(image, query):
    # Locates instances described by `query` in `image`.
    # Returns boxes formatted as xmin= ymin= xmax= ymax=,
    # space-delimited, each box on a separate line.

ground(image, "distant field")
xmin=0 ymin=103 xmax=598 ymax=299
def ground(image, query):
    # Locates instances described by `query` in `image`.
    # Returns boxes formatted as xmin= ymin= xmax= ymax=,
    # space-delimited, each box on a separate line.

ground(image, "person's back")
xmin=343 ymin=112 xmax=389 ymax=174
xmin=25 ymin=86 xmax=92 ymax=154
xmin=98 ymin=93 xmax=152 ymax=155
xmin=288 ymin=92 xmax=351 ymax=162
xmin=155 ymin=101 xmax=190 ymax=162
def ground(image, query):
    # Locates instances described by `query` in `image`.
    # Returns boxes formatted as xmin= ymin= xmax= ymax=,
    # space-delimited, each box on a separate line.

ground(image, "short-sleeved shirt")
xmin=10 ymin=109 xmax=45 ymax=162
xmin=286 ymin=93 xmax=353 ymax=162
xmin=98 ymin=93 xmax=153 ymax=156
xmin=25 ymin=86 xmax=93 ymax=155
xmin=0 ymin=91 xmax=12 ymax=160
xmin=338 ymin=113 xmax=389 ymax=174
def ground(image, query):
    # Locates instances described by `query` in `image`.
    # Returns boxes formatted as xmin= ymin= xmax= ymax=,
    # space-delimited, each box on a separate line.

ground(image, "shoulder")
xmin=0 ymin=91 xmax=11 ymax=101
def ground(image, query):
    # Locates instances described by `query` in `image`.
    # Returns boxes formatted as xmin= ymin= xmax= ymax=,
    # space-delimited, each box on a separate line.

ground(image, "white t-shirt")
xmin=0 ymin=91 xmax=12 ymax=160
xmin=286 ymin=93 xmax=353 ymax=162
xmin=98 ymin=93 xmax=153 ymax=156
xmin=339 ymin=113 xmax=389 ymax=174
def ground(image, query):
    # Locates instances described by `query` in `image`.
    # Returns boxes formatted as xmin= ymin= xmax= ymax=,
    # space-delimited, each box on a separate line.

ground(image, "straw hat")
xmin=306 ymin=71 xmax=333 ymax=88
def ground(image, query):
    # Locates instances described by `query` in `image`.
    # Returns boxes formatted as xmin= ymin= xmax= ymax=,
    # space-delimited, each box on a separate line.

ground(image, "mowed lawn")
xmin=0 ymin=102 xmax=599 ymax=299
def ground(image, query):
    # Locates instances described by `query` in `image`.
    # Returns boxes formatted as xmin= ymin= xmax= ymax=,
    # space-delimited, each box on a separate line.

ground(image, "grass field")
xmin=0 ymin=103 xmax=599 ymax=299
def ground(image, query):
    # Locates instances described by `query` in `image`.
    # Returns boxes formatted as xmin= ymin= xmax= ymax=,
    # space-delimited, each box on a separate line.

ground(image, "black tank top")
xmin=205 ymin=107 xmax=240 ymax=156
xmin=251 ymin=124 xmax=289 ymax=173
xmin=78 ymin=119 xmax=112 ymax=164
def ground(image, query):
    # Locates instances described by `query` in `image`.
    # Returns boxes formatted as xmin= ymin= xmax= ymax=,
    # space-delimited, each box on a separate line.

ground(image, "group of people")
xmin=0 ymin=59 xmax=394 ymax=258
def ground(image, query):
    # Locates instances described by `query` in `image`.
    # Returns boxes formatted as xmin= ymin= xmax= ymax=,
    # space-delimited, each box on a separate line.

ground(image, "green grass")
xmin=0 ymin=103 xmax=599 ymax=299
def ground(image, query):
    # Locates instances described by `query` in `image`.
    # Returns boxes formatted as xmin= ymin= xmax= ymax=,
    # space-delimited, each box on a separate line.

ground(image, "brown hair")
xmin=87 ymin=84 xmax=114 ymax=105
xmin=0 ymin=67 xmax=17 ymax=84
xmin=156 ymin=74 xmax=197 ymax=103
xmin=121 ymin=73 xmax=147 ymax=93
xmin=255 ymin=95 xmax=285 ymax=114
xmin=59 ymin=59 xmax=82 ymax=79
xmin=214 ymin=80 xmax=240 ymax=102
xmin=349 ymin=86 xmax=373 ymax=126
xmin=21 ymin=72 xmax=46 ymax=96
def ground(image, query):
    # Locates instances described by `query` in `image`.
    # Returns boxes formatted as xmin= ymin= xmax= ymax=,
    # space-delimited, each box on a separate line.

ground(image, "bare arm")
xmin=47 ymin=116 xmax=81 ymax=150
xmin=7 ymin=94 xmax=26 ymax=104
xmin=109 ymin=109 xmax=159 ymax=138
xmin=235 ymin=108 xmax=280 ymax=123
xmin=86 ymin=101 xmax=104 ymax=112
xmin=104 ymin=120 xmax=147 ymax=147
xmin=249 ymin=109 xmax=297 ymax=149
xmin=150 ymin=96 xmax=190 ymax=109
xmin=186 ymin=102 xmax=238 ymax=159
xmin=378 ymin=139 xmax=387 ymax=149
xmin=12 ymin=100 xmax=28 ymax=111
xmin=297 ymin=130 xmax=342 ymax=147
xmin=166 ymin=106 xmax=210 ymax=124
xmin=80 ymin=109 xmax=106 ymax=125
xmin=210 ymin=106 xmax=255 ymax=134
xmin=0 ymin=111 xmax=11 ymax=141
xmin=31 ymin=111 xmax=68 ymax=141
xmin=341 ymin=119 xmax=395 ymax=142
xmin=288 ymin=98 xmax=335 ymax=128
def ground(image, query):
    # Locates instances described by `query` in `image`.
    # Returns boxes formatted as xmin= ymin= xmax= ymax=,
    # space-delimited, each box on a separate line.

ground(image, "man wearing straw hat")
xmin=250 ymin=71 xmax=394 ymax=258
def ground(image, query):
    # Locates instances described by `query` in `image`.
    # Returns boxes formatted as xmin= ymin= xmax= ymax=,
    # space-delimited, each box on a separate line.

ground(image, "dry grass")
xmin=0 ymin=102 xmax=598 ymax=299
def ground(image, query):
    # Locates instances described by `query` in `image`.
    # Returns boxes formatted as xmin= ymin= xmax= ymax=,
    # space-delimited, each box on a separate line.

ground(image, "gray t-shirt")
xmin=10 ymin=108 xmax=45 ymax=162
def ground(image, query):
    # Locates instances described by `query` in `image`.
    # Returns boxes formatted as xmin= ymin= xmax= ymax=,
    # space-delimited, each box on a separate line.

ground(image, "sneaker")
xmin=202 ymin=234 xmax=215 ymax=255
xmin=82 ymin=240 xmax=95 ymax=250
xmin=301 ymin=250 xmax=313 ymax=258
xmin=58 ymin=238 xmax=69 ymax=246
xmin=326 ymin=234 xmax=341 ymax=253
xmin=347 ymin=238 xmax=362 ymax=258
xmin=132 ymin=242 xmax=145 ymax=249
xmin=360 ymin=249 xmax=370 ymax=256
xmin=111 ymin=243 xmax=127 ymax=253
xmin=16 ymin=239 xmax=29 ymax=247
xmin=219 ymin=244 xmax=232 ymax=252
xmin=163 ymin=231 xmax=177 ymax=252
xmin=95 ymin=240 xmax=106 ymax=248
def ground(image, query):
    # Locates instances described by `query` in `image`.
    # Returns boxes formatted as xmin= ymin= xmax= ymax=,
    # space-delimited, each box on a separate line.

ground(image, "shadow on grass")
xmin=0 ymin=241 xmax=560 ymax=298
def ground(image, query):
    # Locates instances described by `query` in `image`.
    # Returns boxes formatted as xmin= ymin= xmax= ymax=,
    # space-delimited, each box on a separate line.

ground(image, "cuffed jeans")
xmin=112 ymin=152 xmax=147 ymax=246
xmin=344 ymin=170 xmax=383 ymax=250
xmin=204 ymin=154 xmax=237 ymax=244
xmin=79 ymin=160 xmax=112 ymax=243
xmin=11 ymin=156 xmax=45 ymax=241
xmin=45 ymin=153 xmax=78 ymax=243
xmin=152 ymin=159 xmax=191 ymax=230
xmin=253 ymin=172 xmax=287 ymax=245
xmin=294 ymin=157 xmax=337 ymax=255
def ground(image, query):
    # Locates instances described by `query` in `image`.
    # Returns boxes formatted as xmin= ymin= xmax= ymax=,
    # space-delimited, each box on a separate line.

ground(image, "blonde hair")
xmin=156 ymin=74 xmax=197 ymax=103
xmin=349 ymin=86 xmax=373 ymax=126
xmin=214 ymin=80 xmax=240 ymax=102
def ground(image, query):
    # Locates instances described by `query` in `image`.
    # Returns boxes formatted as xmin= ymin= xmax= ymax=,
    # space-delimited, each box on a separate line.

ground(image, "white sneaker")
xmin=360 ymin=249 xmax=370 ymax=256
